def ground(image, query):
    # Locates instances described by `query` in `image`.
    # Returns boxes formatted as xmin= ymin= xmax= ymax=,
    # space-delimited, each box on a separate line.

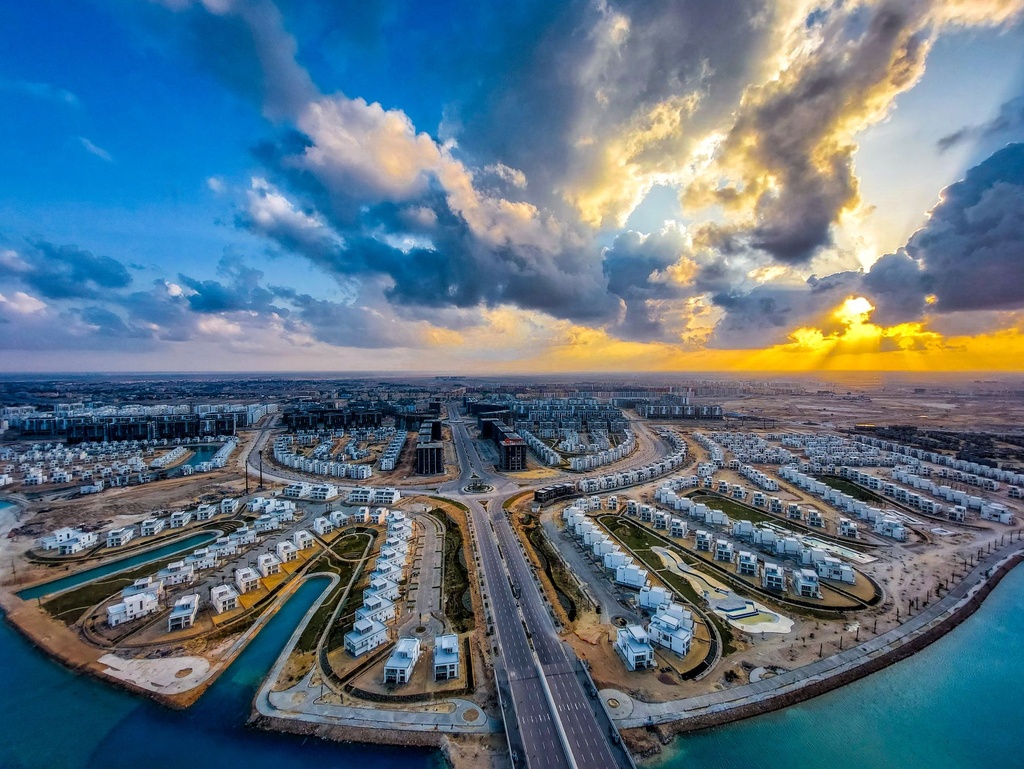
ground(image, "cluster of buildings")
xmin=38 ymin=498 xmax=240 ymax=555
xmin=853 ymin=434 xmax=1024 ymax=488
xmin=273 ymin=435 xmax=374 ymax=480
xmin=779 ymin=433 xmax=899 ymax=468
xmin=343 ymin=509 xmax=413 ymax=658
xmin=700 ymin=431 xmax=795 ymax=465
xmin=8 ymin=402 xmax=276 ymax=442
xmin=208 ymin=528 xmax=317 ymax=616
xmin=105 ymin=517 xmax=285 ymax=630
xmin=378 ymin=430 xmax=408 ymax=471
xmin=779 ymin=466 xmax=909 ymax=541
xmin=576 ymin=429 xmax=689 ymax=494
xmin=342 ymin=509 xmax=460 ymax=686
xmin=568 ymin=430 xmax=637 ymax=472
xmin=563 ymin=506 xmax=650 ymax=589
xmin=615 ymin=596 xmax=696 ymax=671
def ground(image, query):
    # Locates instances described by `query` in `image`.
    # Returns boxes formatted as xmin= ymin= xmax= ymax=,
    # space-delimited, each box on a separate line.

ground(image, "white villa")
xmin=384 ymin=637 xmax=421 ymax=685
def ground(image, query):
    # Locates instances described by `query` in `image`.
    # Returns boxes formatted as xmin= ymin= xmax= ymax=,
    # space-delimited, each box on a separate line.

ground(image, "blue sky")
xmin=1 ymin=0 xmax=1024 ymax=372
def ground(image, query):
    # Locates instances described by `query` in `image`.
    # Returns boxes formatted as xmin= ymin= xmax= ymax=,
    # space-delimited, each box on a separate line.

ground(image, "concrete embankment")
xmin=619 ymin=543 xmax=1024 ymax=758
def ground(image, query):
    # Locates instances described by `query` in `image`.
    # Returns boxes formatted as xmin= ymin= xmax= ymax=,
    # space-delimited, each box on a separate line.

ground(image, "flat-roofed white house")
xmin=329 ymin=510 xmax=351 ymax=527
xmin=695 ymin=530 xmax=712 ymax=551
xmin=344 ymin=617 xmax=388 ymax=657
xmin=40 ymin=527 xmax=97 ymax=553
xmin=615 ymin=624 xmax=655 ymax=670
xmin=356 ymin=593 xmax=396 ymax=624
xmin=194 ymin=504 xmax=217 ymax=521
xmin=257 ymin=552 xmax=282 ymax=577
xmin=220 ymin=497 xmax=238 ymax=514
xmin=235 ymin=566 xmax=260 ymax=594
xmin=433 ymin=634 xmax=461 ymax=681
xmin=167 ymin=593 xmax=200 ymax=631
xmin=839 ymin=518 xmax=859 ymax=538
xmin=353 ymin=506 xmax=370 ymax=524
xmin=370 ymin=561 xmax=400 ymax=580
xmin=156 ymin=560 xmax=196 ymax=586
xmin=210 ymin=584 xmax=239 ymax=614
xmin=292 ymin=529 xmax=314 ymax=550
xmin=106 ymin=526 xmax=135 ymax=548
xmin=873 ymin=517 xmax=909 ymax=541
xmin=254 ymin=514 xmax=279 ymax=533
xmin=647 ymin=603 xmax=694 ymax=656
xmin=762 ymin=562 xmax=786 ymax=591
xmin=230 ymin=525 xmax=257 ymax=546
xmin=638 ymin=585 xmax=670 ymax=610
xmin=169 ymin=510 xmax=192 ymax=528
xmin=123 ymin=576 xmax=165 ymax=600
xmin=807 ymin=509 xmax=825 ymax=528
xmin=312 ymin=516 xmax=334 ymax=536
xmin=615 ymin=563 xmax=649 ymax=589
xmin=791 ymin=568 xmax=822 ymax=598
xmin=107 ymin=591 xmax=159 ymax=627
xmin=669 ymin=518 xmax=687 ymax=538
xmin=737 ymin=551 xmax=758 ymax=576
xmin=140 ymin=517 xmax=165 ymax=537
xmin=603 ymin=549 xmax=629 ymax=569
xmin=714 ymin=539 xmax=734 ymax=562
xmin=283 ymin=482 xmax=312 ymax=499
xmin=185 ymin=547 xmax=218 ymax=571
xmin=276 ymin=540 xmax=298 ymax=563
xmin=366 ymin=576 xmax=400 ymax=602
xmin=384 ymin=637 xmax=421 ymax=685
xmin=816 ymin=556 xmax=856 ymax=584
xmin=310 ymin=484 xmax=338 ymax=501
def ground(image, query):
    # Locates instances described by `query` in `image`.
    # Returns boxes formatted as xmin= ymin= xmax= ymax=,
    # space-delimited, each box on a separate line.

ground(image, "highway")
xmin=444 ymin=406 xmax=624 ymax=769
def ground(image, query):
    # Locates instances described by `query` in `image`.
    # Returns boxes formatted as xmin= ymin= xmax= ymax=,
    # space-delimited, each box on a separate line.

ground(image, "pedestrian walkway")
xmin=607 ymin=539 xmax=1024 ymax=728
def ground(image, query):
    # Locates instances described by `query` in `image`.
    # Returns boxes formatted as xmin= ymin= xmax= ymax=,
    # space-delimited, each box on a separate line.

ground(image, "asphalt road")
xmin=445 ymin=406 xmax=623 ymax=769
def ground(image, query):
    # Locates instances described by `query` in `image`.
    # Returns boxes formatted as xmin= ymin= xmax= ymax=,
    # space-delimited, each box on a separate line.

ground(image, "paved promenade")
xmin=605 ymin=538 xmax=1024 ymax=729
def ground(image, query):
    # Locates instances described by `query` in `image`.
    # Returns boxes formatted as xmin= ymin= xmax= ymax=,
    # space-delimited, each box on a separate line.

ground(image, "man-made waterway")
xmin=17 ymin=532 xmax=220 ymax=600
xmin=652 ymin=564 xmax=1024 ymax=768
xmin=1 ymin=577 xmax=441 ymax=769
xmin=182 ymin=445 xmax=219 ymax=467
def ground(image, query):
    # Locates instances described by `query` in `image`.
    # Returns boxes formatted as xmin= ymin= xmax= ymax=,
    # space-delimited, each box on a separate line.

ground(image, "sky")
xmin=1 ymin=0 xmax=1024 ymax=374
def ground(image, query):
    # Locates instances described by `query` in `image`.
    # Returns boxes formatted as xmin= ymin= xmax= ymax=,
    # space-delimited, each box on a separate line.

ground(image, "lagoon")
xmin=652 ymin=564 xmax=1024 ymax=768
xmin=0 ymin=577 xmax=441 ymax=769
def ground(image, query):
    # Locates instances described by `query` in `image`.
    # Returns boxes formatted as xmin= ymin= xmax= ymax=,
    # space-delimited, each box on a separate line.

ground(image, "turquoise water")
xmin=183 ymin=445 xmax=219 ymax=467
xmin=652 ymin=564 xmax=1024 ymax=768
xmin=17 ymin=532 xmax=219 ymax=600
xmin=0 ymin=577 xmax=440 ymax=769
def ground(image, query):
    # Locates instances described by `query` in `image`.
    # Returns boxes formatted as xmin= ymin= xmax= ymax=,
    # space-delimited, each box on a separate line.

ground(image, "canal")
xmin=17 ymin=532 xmax=221 ymax=600
xmin=0 ymin=577 xmax=441 ymax=768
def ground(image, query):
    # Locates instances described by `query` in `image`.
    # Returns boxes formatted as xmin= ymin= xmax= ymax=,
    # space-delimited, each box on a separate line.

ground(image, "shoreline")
xmin=621 ymin=548 xmax=1024 ymax=759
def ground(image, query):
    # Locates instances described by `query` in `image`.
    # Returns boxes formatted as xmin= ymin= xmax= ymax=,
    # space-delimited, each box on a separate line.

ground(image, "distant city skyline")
xmin=1 ymin=1 xmax=1024 ymax=373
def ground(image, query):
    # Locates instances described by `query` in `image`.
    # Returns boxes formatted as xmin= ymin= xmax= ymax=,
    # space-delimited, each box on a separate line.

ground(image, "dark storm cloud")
xmin=602 ymin=228 xmax=689 ymax=341
xmin=708 ymin=270 xmax=863 ymax=349
xmin=691 ymin=2 xmax=931 ymax=263
xmin=178 ymin=256 xmax=282 ymax=314
xmin=901 ymin=142 xmax=1024 ymax=312
xmin=938 ymin=95 xmax=1024 ymax=152
xmin=0 ymin=241 xmax=132 ymax=299
xmin=454 ymin=0 xmax=777 ymax=217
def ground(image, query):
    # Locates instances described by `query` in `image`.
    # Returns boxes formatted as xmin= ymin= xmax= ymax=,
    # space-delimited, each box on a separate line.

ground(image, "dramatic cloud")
xmin=900 ymin=142 xmax=1024 ymax=312
xmin=0 ymin=242 xmax=132 ymax=299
